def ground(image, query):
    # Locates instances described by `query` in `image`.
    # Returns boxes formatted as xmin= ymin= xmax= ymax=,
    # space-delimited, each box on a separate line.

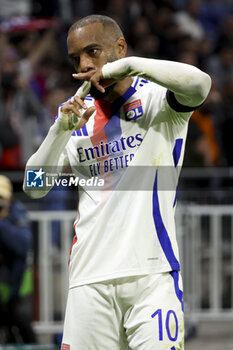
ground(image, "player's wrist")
xmin=102 ymin=57 xmax=133 ymax=80
xmin=52 ymin=109 xmax=76 ymax=134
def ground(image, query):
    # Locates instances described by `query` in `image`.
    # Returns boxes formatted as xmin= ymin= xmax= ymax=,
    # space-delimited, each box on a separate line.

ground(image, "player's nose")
xmin=79 ymin=54 xmax=95 ymax=73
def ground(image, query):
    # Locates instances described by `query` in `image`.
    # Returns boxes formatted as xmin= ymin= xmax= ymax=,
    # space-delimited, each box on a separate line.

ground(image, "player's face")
xmin=67 ymin=23 xmax=126 ymax=98
xmin=67 ymin=22 xmax=125 ymax=74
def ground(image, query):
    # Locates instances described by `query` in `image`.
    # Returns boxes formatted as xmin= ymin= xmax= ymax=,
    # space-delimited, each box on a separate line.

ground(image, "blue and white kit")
xmin=64 ymin=76 xmax=192 ymax=288
xmin=24 ymin=55 xmax=211 ymax=350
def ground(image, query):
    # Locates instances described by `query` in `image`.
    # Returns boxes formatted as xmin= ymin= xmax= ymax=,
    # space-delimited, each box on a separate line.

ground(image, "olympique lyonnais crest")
xmin=124 ymin=99 xmax=143 ymax=121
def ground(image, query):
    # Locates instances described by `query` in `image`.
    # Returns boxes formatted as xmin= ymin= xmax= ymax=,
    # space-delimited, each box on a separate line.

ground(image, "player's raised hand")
xmin=58 ymin=81 xmax=96 ymax=131
xmin=73 ymin=68 xmax=116 ymax=94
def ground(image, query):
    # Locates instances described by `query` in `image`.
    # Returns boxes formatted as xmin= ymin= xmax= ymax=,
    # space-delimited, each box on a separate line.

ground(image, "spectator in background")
xmin=183 ymin=86 xmax=221 ymax=167
xmin=0 ymin=40 xmax=42 ymax=169
xmin=215 ymin=15 xmax=233 ymax=49
xmin=177 ymin=49 xmax=199 ymax=67
xmin=177 ymin=34 xmax=199 ymax=59
xmin=188 ymin=106 xmax=220 ymax=167
xmin=221 ymin=76 xmax=233 ymax=166
xmin=135 ymin=33 xmax=159 ymax=58
xmin=173 ymin=0 xmax=204 ymax=41
xmin=0 ymin=44 xmax=20 ymax=166
xmin=0 ymin=0 xmax=232 ymax=170
xmin=199 ymin=0 xmax=233 ymax=44
xmin=0 ymin=20 xmax=67 ymax=168
xmin=128 ymin=16 xmax=151 ymax=49
xmin=0 ymin=175 xmax=35 ymax=344
xmin=40 ymin=85 xmax=74 ymax=248
xmin=157 ymin=19 xmax=181 ymax=60
xmin=204 ymin=43 xmax=233 ymax=88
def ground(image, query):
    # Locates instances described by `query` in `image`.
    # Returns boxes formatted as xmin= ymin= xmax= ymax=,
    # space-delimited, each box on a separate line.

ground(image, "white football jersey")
xmin=61 ymin=77 xmax=193 ymax=288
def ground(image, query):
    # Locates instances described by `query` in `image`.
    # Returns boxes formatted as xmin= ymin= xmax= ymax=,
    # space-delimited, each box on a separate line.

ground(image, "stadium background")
xmin=0 ymin=0 xmax=233 ymax=348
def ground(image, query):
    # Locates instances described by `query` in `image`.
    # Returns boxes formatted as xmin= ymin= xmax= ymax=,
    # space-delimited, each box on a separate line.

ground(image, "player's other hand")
xmin=73 ymin=68 xmax=116 ymax=94
xmin=59 ymin=81 xmax=96 ymax=131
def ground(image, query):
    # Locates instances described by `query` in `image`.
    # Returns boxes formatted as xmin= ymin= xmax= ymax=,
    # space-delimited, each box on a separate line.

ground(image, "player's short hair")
xmin=68 ymin=15 xmax=124 ymax=41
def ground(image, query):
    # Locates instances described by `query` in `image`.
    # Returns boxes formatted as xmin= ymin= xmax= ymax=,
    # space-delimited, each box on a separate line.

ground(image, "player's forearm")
xmin=102 ymin=57 xmax=211 ymax=107
xmin=23 ymin=121 xmax=72 ymax=198
xmin=23 ymin=81 xmax=92 ymax=199
xmin=26 ymin=122 xmax=72 ymax=168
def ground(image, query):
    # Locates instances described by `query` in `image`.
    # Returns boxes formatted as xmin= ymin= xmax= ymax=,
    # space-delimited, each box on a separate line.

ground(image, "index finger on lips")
xmin=72 ymin=72 xmax=93 ymax=81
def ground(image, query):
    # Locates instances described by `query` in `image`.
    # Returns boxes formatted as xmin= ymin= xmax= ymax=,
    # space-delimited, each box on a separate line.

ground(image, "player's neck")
xmin=102 ymin=77 xmax=133 ymax=103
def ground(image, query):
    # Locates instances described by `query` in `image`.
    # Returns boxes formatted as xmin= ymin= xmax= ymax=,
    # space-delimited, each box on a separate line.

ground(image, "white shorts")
xmin=61 ymin=272 xmax=184 ymax=350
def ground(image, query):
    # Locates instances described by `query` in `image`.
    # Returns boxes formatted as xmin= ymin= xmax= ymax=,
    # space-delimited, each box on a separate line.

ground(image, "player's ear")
xmin=115 ymin=38 xmax=127 ymax=59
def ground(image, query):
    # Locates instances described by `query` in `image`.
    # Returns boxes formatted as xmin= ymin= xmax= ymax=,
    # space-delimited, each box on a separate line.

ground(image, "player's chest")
xmin=71 ymin=117 xmax=145 ymax=161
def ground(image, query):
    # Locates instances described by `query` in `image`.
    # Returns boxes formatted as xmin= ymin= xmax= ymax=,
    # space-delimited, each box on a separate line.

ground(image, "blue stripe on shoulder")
xmin=85 ymin=94 xmax=93 ymax=101
xmin=133 ymin=76 xmax=140 ymax=89
xmin=133 ymin=77 xmax=149 ymax=90
xmin=139 ymin=79 xmax=149 ymax=87
xmin=73 ymin=125 xmax=88 ymax=137
xmin=139 ymin=78 xmax=149 ymax=85
xmin=82 ymin=124 xmax=88 ymax=136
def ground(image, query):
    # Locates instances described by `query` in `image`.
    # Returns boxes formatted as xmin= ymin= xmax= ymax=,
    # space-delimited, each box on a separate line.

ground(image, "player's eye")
xmin=89 ymin=48 xmax=101 ymax=57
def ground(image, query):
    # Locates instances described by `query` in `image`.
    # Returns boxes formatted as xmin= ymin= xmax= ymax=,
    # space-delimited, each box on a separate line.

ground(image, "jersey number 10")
xmin=151 ymin=308 xmax=178 ymax=344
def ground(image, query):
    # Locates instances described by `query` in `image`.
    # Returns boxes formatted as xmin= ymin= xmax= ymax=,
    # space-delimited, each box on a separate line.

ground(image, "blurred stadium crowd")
xmin=0 ymin=0 xmax=233 ymax=170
